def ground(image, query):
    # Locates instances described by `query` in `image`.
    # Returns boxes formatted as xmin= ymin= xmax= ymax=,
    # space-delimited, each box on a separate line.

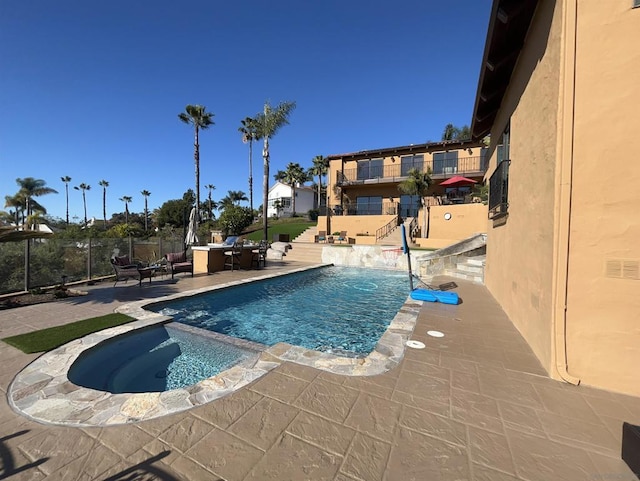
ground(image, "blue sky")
xmin=0 ymin=0 xmax=491 ymax=222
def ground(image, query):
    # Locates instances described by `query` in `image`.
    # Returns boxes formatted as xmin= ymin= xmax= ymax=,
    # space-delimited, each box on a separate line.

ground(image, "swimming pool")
xmin=11 ymin=265 xmax=422 ymax=426
xmin=68 ymin=323 xmax=261 ymax=393
xmin=148 ymin=266 xmax=410 ymax=357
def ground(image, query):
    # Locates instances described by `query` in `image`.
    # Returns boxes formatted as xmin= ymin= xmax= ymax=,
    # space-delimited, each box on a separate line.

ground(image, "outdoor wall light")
xmin=444 ymin=212 xmax=452 ymax=220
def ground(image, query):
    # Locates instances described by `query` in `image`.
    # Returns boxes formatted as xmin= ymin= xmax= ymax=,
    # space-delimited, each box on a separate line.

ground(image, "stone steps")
xmin=444 ymin=255 xmax=486 ymax=283
xmin=284 ymin=242 xmax=325 ymax=263
xmin=292 ymin=226 xmax=318 ymax=243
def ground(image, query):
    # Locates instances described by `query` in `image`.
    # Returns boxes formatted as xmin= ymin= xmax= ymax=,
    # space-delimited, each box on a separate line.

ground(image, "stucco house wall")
xmin=481 ymin=0 xmax=640 ymax=396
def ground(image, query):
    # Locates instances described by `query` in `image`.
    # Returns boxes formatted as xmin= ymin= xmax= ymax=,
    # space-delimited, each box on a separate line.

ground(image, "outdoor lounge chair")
xmin=316 ymin=231 xmax=327 ymax=243
xmin=336 ymin=231 xmax=347 ymax=243
xmin=110 ymin=255 xmax=153 ymax=287
xmin=164 ymin=251 xmax=193 ymax=279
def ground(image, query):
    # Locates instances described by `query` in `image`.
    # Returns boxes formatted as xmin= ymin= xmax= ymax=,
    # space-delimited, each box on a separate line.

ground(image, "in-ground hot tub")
xmin=68 ymin=322 xmax=262 ymax=393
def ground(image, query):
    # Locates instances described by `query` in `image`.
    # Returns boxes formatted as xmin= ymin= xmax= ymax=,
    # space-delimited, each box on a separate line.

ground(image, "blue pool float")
xmin=410 ymin=288 xmax=459 ymax=305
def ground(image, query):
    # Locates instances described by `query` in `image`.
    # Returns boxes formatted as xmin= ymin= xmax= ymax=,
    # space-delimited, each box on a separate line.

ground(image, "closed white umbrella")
xmin=185 ymin=207 xmax=199 ymax=246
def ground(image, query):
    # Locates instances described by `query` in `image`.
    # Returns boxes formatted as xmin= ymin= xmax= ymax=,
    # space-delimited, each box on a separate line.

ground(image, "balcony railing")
xmin=336 ymin=156 xmax=488 ymax=186
xmin=327 ymin=201 xmax=398 ymax=216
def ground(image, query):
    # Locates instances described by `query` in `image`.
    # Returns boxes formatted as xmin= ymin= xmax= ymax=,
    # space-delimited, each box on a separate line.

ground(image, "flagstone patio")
xmin=0 ymin=262 xmax=637 ymax=480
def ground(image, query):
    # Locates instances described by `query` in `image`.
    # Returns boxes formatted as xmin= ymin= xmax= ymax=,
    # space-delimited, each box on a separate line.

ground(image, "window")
xmin=357 ymin=158 xmax=383 ymax=180
xmin=356 ymin=196 xmax=382 ymax=215
xmin=635 ymin=0 xmax=640 ymax=8
xmin=268 ymin=197 xmax=291 ymax=208
xmin=433 ymin=151 xmax=459 ymax=175
xmin=489 ymin=121 xmax=511 ymax=219
xmin=399 ymin=194 xmax=420 ymax=218
xmin=400 ymin=154 xmax=424 ymax=176
xmin=488 ymin=160 xmax=510 ymax=219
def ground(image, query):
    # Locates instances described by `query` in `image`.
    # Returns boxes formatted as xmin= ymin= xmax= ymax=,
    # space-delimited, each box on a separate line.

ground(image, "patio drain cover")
xmin=427 ymin=330 xmax=445 ymax=338
xmin=405 ymin=340 xmax=425 ymax=349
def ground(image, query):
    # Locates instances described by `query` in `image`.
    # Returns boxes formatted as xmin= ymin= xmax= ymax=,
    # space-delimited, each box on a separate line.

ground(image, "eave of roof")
xmin=327 ymin=139 xmax=484 ymax=162
xmin=470 ymin=0 xmax=538 ymax=140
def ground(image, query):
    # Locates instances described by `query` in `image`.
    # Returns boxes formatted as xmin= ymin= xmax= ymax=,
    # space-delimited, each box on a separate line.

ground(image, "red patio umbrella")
xmin=438 ymin=175 xmax=478 ymax=188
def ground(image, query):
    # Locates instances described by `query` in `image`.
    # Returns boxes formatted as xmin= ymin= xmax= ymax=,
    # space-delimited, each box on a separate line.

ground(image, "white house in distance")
xmin=267 ymin=182 xmax=316 ymax=218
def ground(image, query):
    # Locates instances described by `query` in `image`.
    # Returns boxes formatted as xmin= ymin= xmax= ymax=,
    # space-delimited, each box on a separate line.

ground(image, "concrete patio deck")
xmin=0 ymin=262 xmax=637 ymax=480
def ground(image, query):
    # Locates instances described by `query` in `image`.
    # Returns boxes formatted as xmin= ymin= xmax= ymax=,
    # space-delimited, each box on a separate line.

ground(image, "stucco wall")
xmin=484 ymin=0 xmax=563 ymax=374
xmin=563 ymin=0 xmax=640 ymax=395
xmin=426 ymin=204 xmax=487 ymax=240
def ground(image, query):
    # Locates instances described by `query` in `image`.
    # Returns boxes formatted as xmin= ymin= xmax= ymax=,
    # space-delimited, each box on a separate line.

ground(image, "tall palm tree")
xmin=308 ymin=155 xmax=329 ymax=209
xmin=141 ymin=190 xmax=151 ymax=231
xmin=205 ymin=184 xmax=216 ymax=220
xmin=239 ymin=116 xmax=259 ymax=213
xmin=16 ymin=177 xmax=57 ymax=221
xmin=98 ymin=180 xmax=109 ymax=228
xmin=61 ymin=176 xmax=72 ymax=225
xmin=398 ymin=168 xmax=432 ymax=237
xmin=74 ymin=183 xmax=91 ymax=225
xmin=280 ymin=162 xmax=308 ymax=216
xmin=120 ymin=196 xmax=132 ymax=224
xmin=178 ymin=104 xmax=215 ymax=226
xmin=254 ymin=100 xmax=296 ymax=240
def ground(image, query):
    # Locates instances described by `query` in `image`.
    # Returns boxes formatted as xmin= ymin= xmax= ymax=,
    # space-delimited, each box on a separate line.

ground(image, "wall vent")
xmin=605 ymin=259 xmax=640 ymax=280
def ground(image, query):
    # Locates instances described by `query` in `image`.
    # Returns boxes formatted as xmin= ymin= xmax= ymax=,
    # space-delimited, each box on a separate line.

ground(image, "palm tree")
xmin=120 ymin=196 xmax=132 ymax=224
xmin=398 ymin=168 xmax=432 ymax=237
xmin=221 ymin=190 xmax=248 ymax=206
xmin=4 ymin=193 xmax=25 ymax=226
xmin=239 ymin=116 xmax=259 ymax=213
xmin=178 ymin=104 xmax=215 ymax=226
xmin=280 ymin=162 xmax=308 ymax=216
xmin=141 ymin=190 xmax=151 ymax=231
xmin=16 ymin=177 xmax=57 ymax=221
xmin=61 ymin=176 xmax=72 ymax=225
xmin=98 ymin=180 xmax=109 ymax=228
xmin=74 ymin=183 xmax=91 ymax=225
xmin=441 ymin=123 xmax=471 ymax=141
xmin=254 ymin=100 xmax=296 ymax=240
xmin=205 ymin=184 xmax=216 ymax=220
xmin=308 ymin=155 xmax=329 ymax=209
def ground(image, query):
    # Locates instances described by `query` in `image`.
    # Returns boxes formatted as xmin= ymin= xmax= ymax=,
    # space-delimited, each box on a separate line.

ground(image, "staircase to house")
xmin=443 ymin=255 xmax=486 ymax=283
xmin=377 ymin=217 xmax=418 ymax=247
xmin=285 ymin=226 xmax=325 ymax=263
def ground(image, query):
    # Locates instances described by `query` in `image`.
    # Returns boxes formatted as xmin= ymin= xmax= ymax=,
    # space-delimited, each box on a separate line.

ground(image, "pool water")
xmin=68 ymin=324 xmax=258 ymax=393
xmin=150 ymin=266 xmax=410 ymax=357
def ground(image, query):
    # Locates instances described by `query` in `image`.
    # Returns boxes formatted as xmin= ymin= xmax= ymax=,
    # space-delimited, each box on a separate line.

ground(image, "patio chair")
xmin=110 ymin=255 xmax=148 ymax=287
xmin=251 ymin=240 xmax=269 ymax=269
xmin=317 ymin=231 xmax=327 ymax=243
xmin=223 ymin=240 xmax=244 ymax=271
xmin=164 ymin=251 xmax=193 ymax=279
xmin=336 ymin=231 xmax=347 ymax=243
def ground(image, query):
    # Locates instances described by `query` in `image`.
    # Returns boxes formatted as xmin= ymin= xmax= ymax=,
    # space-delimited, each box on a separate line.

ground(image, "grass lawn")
xmin=244 ymin=218 xmax=315 ymax=242
xmin=2 ymin=313 xmax=135 ymax=354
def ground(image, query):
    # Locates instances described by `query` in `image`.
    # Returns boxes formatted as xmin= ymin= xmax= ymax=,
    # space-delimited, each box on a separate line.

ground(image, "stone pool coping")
xmin=9 ymin=265 xmax=421 ymax=426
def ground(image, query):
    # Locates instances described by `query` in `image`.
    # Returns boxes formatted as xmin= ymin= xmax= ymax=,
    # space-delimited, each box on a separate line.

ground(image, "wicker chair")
xmin=164 ymin=251 xmax=193 ymax=279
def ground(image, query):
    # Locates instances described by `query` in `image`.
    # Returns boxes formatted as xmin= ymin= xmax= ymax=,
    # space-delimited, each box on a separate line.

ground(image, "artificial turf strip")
xmin=1 ymin=313 xmax=135 ymax=354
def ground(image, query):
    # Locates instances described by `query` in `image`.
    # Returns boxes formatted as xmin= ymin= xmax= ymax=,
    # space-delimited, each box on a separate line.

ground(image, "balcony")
xmin=336 ymin=156 xmax=488 ymax=186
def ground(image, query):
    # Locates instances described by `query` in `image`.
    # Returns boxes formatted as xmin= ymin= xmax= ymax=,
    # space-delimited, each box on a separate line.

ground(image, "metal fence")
xmin=0 ymin=235 xmax=185 ymax=295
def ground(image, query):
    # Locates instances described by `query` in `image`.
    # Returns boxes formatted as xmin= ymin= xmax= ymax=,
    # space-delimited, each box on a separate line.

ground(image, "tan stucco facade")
xmin=482 ymin=0 xmax=640 ymax=396
xmin=323 ymin=142 xmax=488 ymax=245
